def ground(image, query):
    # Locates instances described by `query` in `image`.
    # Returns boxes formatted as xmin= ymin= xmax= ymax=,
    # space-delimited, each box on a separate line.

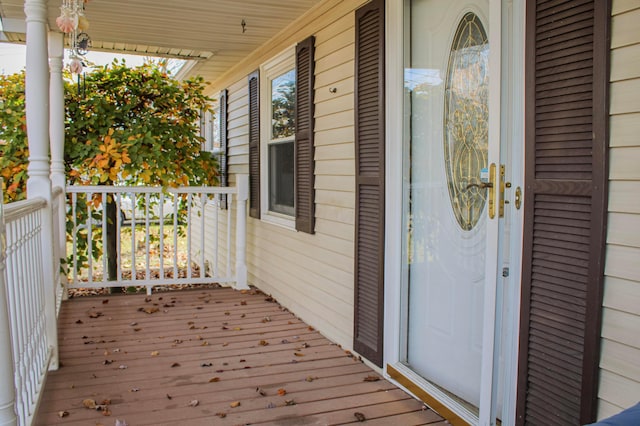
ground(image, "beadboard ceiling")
xmin=0 ymin=0 xmax=321 ymax=85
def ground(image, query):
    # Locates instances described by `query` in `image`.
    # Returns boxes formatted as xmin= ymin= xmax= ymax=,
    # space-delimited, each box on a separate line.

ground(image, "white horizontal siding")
xmin=201 ymin=0 xmax=365 ymax=351
xmin=599 ymin=1 xmax=640 ymax=419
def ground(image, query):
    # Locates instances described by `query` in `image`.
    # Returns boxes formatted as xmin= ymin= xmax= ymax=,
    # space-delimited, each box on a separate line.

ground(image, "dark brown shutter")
xmin=295 ymin=36 xmax=316 ymax=234
xmin=517 ymin=1 xmax=610 ymax=425
xmin=353 ymin=0 xmax=385 ymax=368
xmin=219 ymin=89 xmax=229 ymax=209
xmin=248 ymin=71 xmax=260 ymax=219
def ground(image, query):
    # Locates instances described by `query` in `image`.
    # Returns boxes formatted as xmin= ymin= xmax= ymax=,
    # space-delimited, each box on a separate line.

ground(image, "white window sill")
xmin=261 ymin=211 xmax=296 ymax=231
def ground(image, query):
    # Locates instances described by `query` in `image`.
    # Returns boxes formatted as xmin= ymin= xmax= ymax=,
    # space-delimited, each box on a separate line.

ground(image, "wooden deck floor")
xmin=35 ymin=287 xmax=445 ymax=426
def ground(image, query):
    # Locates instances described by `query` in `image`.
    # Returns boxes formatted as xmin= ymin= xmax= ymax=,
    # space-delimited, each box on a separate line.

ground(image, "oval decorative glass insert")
xmin=443 ymin=12 xmax=489 ymax=231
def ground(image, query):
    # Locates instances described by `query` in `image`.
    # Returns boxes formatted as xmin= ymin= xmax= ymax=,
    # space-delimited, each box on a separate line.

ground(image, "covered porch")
xmin=0 ymin=0 xmax=446 ymax=424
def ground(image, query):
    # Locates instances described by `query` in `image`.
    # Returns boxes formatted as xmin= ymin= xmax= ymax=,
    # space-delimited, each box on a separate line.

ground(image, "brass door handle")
xmin=465 ymin=182 xmax=494 ymax=190
xmin=515 ymin=186 xmax=522 ymax=210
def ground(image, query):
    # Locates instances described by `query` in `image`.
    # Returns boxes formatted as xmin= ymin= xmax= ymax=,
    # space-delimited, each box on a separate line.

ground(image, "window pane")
xmin=269 ymin=141 xmax=295 ymax=216
xmin=271 ymin=69 xmax=296 ymax=139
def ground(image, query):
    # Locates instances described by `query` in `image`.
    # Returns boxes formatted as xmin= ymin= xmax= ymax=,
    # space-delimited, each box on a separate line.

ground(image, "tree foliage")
xmin=66 ymin=60 xmax=217 ymax=187
xmin=0 ymin=71 xmax=28 ymax=202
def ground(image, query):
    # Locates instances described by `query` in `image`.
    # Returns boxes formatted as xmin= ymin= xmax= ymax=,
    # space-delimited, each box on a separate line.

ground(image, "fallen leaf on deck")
xmin=171 ymin=363 xmax=181 ymax=368
xmin=201 ymin=362 xmax=213 ymax=367
xmin=103 ymin=360 xmax=113 ymax=365
xmin=188 ymin=400 xmax=199 ymax=407
xmin=130 ymin=322 xmax=137 ymax=326
xmin=201 ymin=341 xmax=209 ymax=346
xmin=129 ymin=388 xmax=139 ymax=392
xmin=215 ymin=412 xmax=227 ymax=418
xmin=209 ymin=377 xmax=220 ymax=382
xmin=57 ymin=411 xmax=69 ymax=418
xmin=354 ymin=412 xmax=366 ymax=422
xmin=241 ymin=313 xmax=246 ymax=318
xmin=102 ymin=299 xmax=109 ymax=304
xmin=259 ymin=340 xmax=269 ymax=346
xmin=83 ymin=399 xmax=97 ymax=409
xmin=364 ymin=375 xmax=381 ymax=382
xmin=256 ymin=387 xmax=266 ymax=396
xmin=261 ymin=317 xmax=271 ymax=323
xmin=133 ymin=328 xmax=141 ymax=332
xmin=139 ymin=307 xmax=159 ymax=314
xmin=144 ymin=297 xmax=152 ymax=303
xmin=224 ymin=311 xmax=230 ymax=316
xmin=277 ymin=388 xmax=287 ymax=396
xmin=230 ymin=401 xmax=241 ymax=408
xmin=240 ymin=300 xmax=247 ymax=305
xmin=301 ymin=343 xmax=310 ymax=348
xmin=305 ymin=376 xmax=318 ymax=382
xmin=294 ymin=352 xmax=305 ymax=357
xmin=266 ymin=402 xmax=276 ymax=409
xmin=233 ymin=327 xmax=242 ymax=331
xmin=239 ymin=359 xmax=246 ymax=363
xmin=118 ymin=365 xmax=128 ymax=370
xmin=166 ymin=394 xmax=172 ymax=400
xmin=100 ymin=407 xmax=111 ymax=416
xmin=88 ymin=312 xmax=103 ymax=318
xmin=75 ymin=319 xmax=83 ymax=324
xmin=285 ymin=399 xmax=296 ymax=406
xmin=222 ymin=342 xmax=229 ymax=347
xmin=115 ymin=420 xmax=128 ymax=426
xmin=150 ymin=351 xmax=159 ymax=356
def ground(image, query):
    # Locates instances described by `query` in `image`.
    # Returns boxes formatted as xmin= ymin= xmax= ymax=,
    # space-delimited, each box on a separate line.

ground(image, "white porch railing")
xmin=0 ymin=192 xmax=61 ymax=426
xmin=65 ymin=176 xmax=248 ymax=294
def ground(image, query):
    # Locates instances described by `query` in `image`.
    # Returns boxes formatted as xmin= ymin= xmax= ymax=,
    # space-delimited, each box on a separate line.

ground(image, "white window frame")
xmin=259 ymin=46 xmax=296 ymax=229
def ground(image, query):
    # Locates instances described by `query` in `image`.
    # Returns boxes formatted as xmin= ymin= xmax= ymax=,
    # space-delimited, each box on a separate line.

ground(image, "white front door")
xmin=398 ymin=0 xmax=509 ymax=421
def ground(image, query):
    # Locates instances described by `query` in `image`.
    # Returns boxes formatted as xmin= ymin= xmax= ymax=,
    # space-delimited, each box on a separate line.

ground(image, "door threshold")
xmin=387 ymin=363 xmax=476 ymax=426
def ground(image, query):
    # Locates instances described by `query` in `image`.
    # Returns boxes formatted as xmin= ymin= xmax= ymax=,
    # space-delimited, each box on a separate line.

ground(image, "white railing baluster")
xmin=159 ymin=193 xmax=165 ymax=281
xmin=116 ymin=193 xmax=122 ymax=282
xmin=102 ymin=192 xmax=108 ymax=285
xmin=200 ymin=193 xmax=206 ymax=279
xmin=144 ymin=193 xmax=151 ymax=295
xmin=86 ymin=192 xmax=93 ymax=286
xmin=173 ymin=192 xmax=178 ymax=282
xmin=187 ymin=193 xmax=192 ymax=280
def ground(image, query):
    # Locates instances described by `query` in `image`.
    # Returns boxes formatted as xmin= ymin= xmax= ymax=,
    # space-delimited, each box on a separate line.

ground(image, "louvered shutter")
xmin=295 ymin=36 xmax=316 ymax=234
xmin=353 ymin=0 xmax=385 ymax=368
xmin=219 ymin=89 xmax=229 ymax=209
xmin=248 ymin=71 xmax=260 ymax=219
xmin=517 ymin=1 xmax=610 ymax=425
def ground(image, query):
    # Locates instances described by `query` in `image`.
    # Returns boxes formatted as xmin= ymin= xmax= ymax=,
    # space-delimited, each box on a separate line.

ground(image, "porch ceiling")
xmin=0 ymin=0 xmax=321 ymax=85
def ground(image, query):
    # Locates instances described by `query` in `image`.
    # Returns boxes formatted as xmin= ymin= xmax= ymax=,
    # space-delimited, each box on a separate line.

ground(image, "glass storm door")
xmin=401 ymin=0 xmax=503 ymax=419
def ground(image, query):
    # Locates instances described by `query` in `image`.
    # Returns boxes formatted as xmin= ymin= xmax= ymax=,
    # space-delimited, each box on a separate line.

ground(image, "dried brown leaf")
xmin=88 ymin=311 xmax=103 ymax=318
xmin=305 ymin=376 xmax=318 ymax=382
xmin=230 ymin=401 xmax=241 ymax=408
xmin=258 ymin=340 xmax=269 ymax=346
xmin=75 ymin=319 xmax=83 ymax=324
xmin=166 ymin=394 xmax=172 ymax=400
xmin=285 ymin=399 xmax=296 ymax=406
xmin=354 ymin=412 xmax=366 ymax=422
xmin=188 ymin=400 xmax=199 ymax=407
xmin=102 ymin=299 xmax=109 ymax=304
xmin=82 ymin=399 xmax=97 ymax=409
xmin=150 ymin=351 xmax=159 ymax=356
xmin=140 ymin=307 xmax=159 ymax=314
xmin=256 ymin=387 xmax=266 ymax=396
xmin=363 ymin=375 xmax=381 ymax=382
xmin=215 ymin=412 xmax=227 ymax=418
xmin=171 ymin=362 xmax=181 ymax=368
xmin=277 ymin=388 xmax=287 ymax=396
xmin=58 ymin=411 xmax=69 ymax=418
xmin=209 ymin=377 xmax=220 ymax=382
xmin=240 ymin=300 xmax=247 ymax=306
xmin=294 ymin=352 xmax=305 ymax=357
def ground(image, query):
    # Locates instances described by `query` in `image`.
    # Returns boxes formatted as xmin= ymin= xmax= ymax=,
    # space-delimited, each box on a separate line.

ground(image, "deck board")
xmin=35 ymin=288 xmax=443 ymax=425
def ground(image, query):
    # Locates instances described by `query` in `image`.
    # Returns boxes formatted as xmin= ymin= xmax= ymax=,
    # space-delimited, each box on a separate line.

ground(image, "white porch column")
xmin=48 ymin=31 xmax=68 ymax=300
xmin=24 ymin=0 xmax=59 ymax=370
xmin=48 ymin=32 xmax=65 ymax=191
xmin=235 ymin=174 xmax=249 ymax=290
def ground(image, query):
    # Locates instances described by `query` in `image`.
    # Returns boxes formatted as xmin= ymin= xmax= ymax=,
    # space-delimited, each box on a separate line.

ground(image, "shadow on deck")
xmin=35 ymin=287 xmax=445 ymax=426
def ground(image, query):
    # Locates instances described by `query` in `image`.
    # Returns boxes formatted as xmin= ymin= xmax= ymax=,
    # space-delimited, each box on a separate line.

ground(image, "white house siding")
xmin=202 ymin=0 xmax=367 ymax=350
xmin=598 ymin=0 xmax=640 ymax=419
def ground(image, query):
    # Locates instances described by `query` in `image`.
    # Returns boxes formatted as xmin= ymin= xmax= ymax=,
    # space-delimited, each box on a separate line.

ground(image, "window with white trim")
xmin=260 ymin=48 xmax=296 ymax=225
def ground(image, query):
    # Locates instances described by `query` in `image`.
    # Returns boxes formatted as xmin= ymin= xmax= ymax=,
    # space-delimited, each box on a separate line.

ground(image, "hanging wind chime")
xmin=56 ymin=0 xmax=92 ymax=95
